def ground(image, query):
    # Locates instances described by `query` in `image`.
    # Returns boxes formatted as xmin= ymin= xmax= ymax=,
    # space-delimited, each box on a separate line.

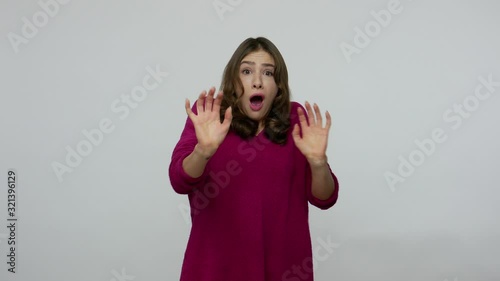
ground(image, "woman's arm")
xmin=309 ymin=158 xmax=335 ymax=200
xmin=292 ymin=101 xmax=338 ymax=201
xmin=181 ymin=144 xmax=212 ymax=178
xmin=181 ymin=87 xmax=232 ymax=178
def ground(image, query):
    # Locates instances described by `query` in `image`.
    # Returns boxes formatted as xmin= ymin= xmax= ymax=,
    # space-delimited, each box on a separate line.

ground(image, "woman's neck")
xmin=256 ymin=123 xmax=265 ymax=135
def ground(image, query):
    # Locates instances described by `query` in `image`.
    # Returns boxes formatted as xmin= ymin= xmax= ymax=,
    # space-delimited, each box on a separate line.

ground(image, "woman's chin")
xmin=244 ymin=110 xmax=266 ymax=123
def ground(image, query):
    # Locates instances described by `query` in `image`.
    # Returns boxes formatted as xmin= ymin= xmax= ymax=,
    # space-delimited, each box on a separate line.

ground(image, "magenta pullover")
xmin=169 ymin=101 xmax=339 ymax=281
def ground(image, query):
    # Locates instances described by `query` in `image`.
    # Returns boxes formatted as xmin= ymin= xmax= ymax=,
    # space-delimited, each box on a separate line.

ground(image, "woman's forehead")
xmin=241 ymin=50 xmax=275 ymax=65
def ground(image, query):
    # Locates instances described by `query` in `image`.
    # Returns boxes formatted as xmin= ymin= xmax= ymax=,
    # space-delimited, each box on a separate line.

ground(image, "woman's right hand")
xmin=185 ymin=87 xmax=232 ymax=159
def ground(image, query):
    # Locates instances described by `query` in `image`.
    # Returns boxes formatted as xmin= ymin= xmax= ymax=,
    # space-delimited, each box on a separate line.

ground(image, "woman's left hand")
xmin=292 ymin=102 xmax=332 ymax=167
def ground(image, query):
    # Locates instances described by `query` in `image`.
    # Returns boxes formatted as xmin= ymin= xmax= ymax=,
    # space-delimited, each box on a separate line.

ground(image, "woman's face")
xmin=236 ymin=50 xmax=278 ymax=127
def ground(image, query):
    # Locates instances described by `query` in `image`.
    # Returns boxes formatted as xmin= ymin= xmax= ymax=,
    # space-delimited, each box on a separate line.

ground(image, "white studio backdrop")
xmin=1 ymin=0 xmax=499 ymax=280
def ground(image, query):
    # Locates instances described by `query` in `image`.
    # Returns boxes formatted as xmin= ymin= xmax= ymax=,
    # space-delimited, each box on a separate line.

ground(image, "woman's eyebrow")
xmin=240 ymin=61 xmax=275 ymax=68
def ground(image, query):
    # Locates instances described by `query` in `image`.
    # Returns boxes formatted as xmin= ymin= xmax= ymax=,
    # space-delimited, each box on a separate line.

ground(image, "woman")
xmin=169 ymin=37 xmax=339 ymax=281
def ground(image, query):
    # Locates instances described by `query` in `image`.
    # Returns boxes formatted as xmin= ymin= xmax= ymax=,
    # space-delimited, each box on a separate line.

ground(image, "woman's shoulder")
xmin=290 ymin=101 xmax=303 ymax=110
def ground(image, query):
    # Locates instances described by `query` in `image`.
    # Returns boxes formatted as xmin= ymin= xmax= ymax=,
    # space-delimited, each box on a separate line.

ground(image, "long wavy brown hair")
xmin=219 ymin=37 xmax=291 ymax=145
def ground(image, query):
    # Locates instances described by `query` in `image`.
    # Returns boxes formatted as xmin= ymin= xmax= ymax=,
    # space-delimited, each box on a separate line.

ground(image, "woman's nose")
xmin=252 ymin=75 xmax=263 ymax=89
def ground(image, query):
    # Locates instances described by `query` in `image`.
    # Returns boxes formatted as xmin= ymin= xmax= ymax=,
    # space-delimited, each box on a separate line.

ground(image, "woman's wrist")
xmin=307 ymin=155 xmax=328 ymax=169
xmin=194 ymin=143 xmax=216 ymax=160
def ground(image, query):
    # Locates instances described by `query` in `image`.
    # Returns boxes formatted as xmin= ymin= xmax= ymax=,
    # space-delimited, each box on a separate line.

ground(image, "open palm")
xmin=292 ymin=102 xmax=332 ymax=167
xmin=185 ymin=87 xmax=232 ymax=158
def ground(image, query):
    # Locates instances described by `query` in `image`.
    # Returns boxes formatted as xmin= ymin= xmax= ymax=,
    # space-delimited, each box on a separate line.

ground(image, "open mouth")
xmin=249 ymin=94 xmax=264 ymax=111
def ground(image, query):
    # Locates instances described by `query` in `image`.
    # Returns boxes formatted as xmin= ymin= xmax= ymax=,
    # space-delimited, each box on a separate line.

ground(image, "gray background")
xmin=1 ymin=0 xmax=499 ymax=280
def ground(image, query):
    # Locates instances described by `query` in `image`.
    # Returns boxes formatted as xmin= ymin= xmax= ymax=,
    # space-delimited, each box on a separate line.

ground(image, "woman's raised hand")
xmin=292 ymin=102 xmax=332 ymax=167
xmin=185 ymin=87 xmax=232 ymax=159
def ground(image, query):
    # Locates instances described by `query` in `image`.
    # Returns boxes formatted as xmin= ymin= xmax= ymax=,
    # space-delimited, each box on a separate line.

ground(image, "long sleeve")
xmin=305 ymin=162 xmax=339 ymax=209
xmin=292 ymin=102 xmax=339 ymax=210
xmin=174 ymin=101 xmax=339 ymax=281
xmin=169 ymin=103 xmax=208 ymax=194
